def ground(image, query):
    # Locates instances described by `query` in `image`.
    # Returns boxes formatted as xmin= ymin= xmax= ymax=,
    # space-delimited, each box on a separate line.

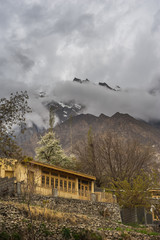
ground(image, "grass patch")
xmin=134 ymin=229 xmax=160 ymax=236
xmin=98 ymin=226 xmax=160 ymax=236
xmin=0 ymin=231 xmax=22 ymax=240
xmin=123 ymin=222 xmax=146 ymax=228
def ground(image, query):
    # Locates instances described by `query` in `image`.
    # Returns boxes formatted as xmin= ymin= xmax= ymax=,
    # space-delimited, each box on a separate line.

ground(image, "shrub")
xmin=61 ymin=227 xmax=71 ymax=240
xmin=0 ymin=231 xmax=10 ymax=240
xmin=72 ymin=230 xmax=102 ymax=240
xmin=12 ymin=232 xmax=21 ymax=240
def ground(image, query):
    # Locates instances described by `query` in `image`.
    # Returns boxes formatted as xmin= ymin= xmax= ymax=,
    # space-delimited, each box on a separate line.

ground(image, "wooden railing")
xmin=94 ymin=192 xmax=117 ymax=203
xmin=20 ymin=182 xmax=116 ymax=202
xmin=149 ymin=189 xmax=160 ymax=199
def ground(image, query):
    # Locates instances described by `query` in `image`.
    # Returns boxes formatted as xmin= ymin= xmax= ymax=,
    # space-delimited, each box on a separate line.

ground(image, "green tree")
xmin=0 ymin=91 xmax=31 ymax=160
xmin=112 ymin=171 xmax=158 ymax=208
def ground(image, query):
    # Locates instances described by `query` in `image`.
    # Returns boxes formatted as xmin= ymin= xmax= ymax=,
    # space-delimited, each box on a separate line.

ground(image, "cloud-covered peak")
xmin=1 ymin=0 xmax=160 ymax=127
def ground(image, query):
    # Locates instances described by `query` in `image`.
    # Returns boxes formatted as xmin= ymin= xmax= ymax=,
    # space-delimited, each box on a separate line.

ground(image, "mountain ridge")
xmin=16 ymin=112 xmax=160 ymax=157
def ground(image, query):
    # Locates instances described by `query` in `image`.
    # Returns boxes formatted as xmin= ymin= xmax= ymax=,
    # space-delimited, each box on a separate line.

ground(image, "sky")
xmin=1 ymin=0 xmax=160 ymax=127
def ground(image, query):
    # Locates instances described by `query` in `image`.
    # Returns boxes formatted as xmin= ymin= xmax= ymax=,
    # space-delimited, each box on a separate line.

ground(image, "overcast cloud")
xmin=1 ymin=0 xmax=160 ymax=127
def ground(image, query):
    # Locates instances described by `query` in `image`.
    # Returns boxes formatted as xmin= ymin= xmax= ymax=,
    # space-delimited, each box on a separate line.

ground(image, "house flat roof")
xmin=26 ymin=160 xmax=96 ymax=180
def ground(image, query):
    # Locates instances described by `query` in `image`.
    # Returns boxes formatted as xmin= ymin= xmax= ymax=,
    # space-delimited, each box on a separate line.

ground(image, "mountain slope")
xmin=17 ymin=112 xmax=160 ymax=157
xmin=55 ymin=112 xmax=160 ymax=153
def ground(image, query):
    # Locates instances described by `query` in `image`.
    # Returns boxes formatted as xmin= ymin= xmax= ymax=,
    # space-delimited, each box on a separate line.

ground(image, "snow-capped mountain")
xmin=47 ymin=100 xmax=84 ymax=124
xmin=17 ymin=78 xmax=160 ymax=156
xmin=27 ymin=77 xmax=119 ymax=128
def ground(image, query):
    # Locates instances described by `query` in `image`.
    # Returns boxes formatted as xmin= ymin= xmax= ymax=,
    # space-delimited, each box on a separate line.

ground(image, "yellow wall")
xmin=0 ymin=159 xmax=93 ymax=200
xmin=15 ymin=163 xmax=42 ymax=185
xmin=0 ymin=159 xmax=115 ymax=203
xmin=0 ymin=159 xmax=17 ymax=178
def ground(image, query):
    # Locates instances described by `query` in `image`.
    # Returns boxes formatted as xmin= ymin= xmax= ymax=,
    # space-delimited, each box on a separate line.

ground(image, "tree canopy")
xmin=35 ymin=108 xmax=75 ymax=169
xmin=0 ymin=91 xmax=31 ymax=160
xmin=111 ymin=171 xmax=158 ymax=208
xmin=75 ymin=131 xmax=159 ymax=207
xmin=35 ymin=131 xmax=74 ymax=169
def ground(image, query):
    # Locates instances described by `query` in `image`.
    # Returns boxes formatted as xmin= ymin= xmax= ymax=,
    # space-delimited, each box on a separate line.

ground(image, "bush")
xmin=61 ymin=227 xmax=71 ymax=240
xmin=12 ymin=232 xmax=21 ymax=240
xmin=39 ymin=223 xmax=52 ymax=237
xmin=72 ymin=230 xmax=102 ymax=240
xmin=0 ymin=232 xmax=10 ymax=240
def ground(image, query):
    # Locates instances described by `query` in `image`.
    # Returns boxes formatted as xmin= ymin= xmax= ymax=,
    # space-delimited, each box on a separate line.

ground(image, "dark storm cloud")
xmin=0 ymin=0 xmax=160 ymax=127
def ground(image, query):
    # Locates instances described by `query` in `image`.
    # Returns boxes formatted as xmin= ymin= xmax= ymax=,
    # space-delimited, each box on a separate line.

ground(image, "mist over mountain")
xmin=11 ymin=76 xmax=160 ymax=158
xmin=20 ymin=77 xmax=160 ymax=131
xmin=1 ymin=0 xmax=160 ymax=131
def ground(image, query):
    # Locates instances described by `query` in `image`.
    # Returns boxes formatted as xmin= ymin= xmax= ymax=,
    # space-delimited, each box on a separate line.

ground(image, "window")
xmin=69 ymin=176 xmax=75 ymax=180
xmin=42 ymin=176 xmax=45 ymax=185
xmin=51 ymin=172 xmax=58 ymax=176
xmin=60 ymin=180 xmax=63 ymax=190
xmin=41 ymin=170 xmax=77 ymax=194
xmin=60 ymin=174 xmax=67 ymax=178
xmin=72 ymin=182 xmax=75 ymax=193
xmin=82 ymin=180 xmax=88 ymax=185
xmin=85 ymin=186 xmax=88 ymax=196
xmin=82 ymin=186 xmax=84 ymax=196
xmin=42 ymin=169 xmax=49 ymax=174
xmin=64 ymin=180 xmax=67 ymax=191
xmin=51 ymin=177 xmax=54 ymax=187
xmin=46 ymin=176 xmax=49 ymax=186
xmin=68 ymin=181 xmax=71 ymax=192
xmin=55 ymin=179 xmax=58 ymax=188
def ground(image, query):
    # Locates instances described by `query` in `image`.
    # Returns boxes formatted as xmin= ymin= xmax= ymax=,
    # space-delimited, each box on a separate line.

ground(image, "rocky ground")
xmin=0 ymin=198 xmax=160 ymax=240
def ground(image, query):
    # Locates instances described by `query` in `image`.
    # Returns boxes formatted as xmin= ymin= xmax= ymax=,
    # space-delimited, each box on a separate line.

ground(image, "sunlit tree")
xmin=35 ymin=108 xmax=74 ymax=169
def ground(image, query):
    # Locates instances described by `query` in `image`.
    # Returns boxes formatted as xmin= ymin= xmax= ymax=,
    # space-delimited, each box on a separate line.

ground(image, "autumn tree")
xmin=0 ymin=91 xmax=31 ymax=160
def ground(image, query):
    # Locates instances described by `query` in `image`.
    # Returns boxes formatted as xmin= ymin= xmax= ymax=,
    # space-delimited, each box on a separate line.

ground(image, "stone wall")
xmin=0 ymin=177 xmax=16 ymax=196
xmin=0 ymin=200 xmax=159 ymax=240
xmin=28 ymin=195 xmax=121 ymax=222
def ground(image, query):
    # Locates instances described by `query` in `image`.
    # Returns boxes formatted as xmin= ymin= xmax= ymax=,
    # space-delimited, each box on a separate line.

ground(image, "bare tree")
xmin=75 ymin=132 xmax=155 ymax=187
xmin=75 ymin=129 xmax=105 ymax=187
xmin=99 ymin=134 xmax=154 ymax=183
